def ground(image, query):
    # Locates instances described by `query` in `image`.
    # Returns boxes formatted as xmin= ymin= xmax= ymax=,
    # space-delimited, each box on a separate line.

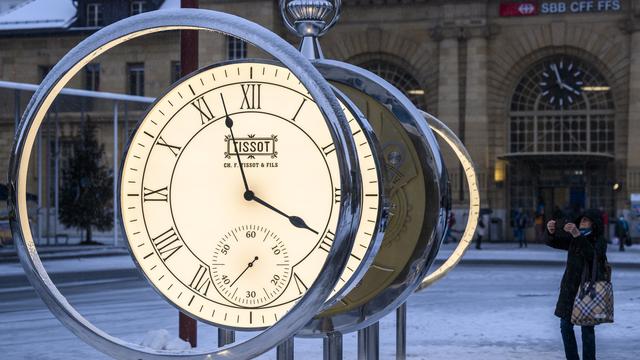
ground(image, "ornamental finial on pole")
xmin=279 ymin=0 xmax=342 ymax=59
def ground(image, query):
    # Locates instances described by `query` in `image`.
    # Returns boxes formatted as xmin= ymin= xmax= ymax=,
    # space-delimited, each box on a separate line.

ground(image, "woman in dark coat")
xmin=546 ymin=208 xmax=607 ymax=360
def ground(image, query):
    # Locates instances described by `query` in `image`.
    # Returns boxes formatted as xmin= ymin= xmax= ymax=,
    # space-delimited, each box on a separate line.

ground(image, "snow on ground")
xmin=0 ymin=263 xmax=638 ymax=359
xmin=0 ymin=253 xmax=135 ymax=277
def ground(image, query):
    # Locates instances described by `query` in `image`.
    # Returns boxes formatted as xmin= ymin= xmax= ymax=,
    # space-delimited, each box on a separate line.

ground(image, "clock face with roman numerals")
xmin=120 ymin=61 xmax=381 ymax=329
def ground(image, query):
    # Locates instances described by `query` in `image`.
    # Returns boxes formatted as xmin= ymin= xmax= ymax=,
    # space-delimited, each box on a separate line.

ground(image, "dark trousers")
xmin=560 ymin=317 xmax=595 ymax=360
xmin=515 ymin=228 xmax=527 ymax=247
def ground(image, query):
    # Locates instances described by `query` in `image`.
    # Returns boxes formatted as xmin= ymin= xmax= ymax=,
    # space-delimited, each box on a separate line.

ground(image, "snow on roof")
xmin=159 ymin=0 xmax=180 ymax=10
xmin=0 ymin=0 xmax=77 ymax=31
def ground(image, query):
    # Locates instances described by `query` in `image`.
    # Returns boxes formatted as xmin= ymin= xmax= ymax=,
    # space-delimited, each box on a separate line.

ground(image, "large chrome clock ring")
xmin=298 ymin=59 xmax=449 ymax=336
xmin=417 ymin=111 xmax=480 ymax=291
xmin=8 ymin=9 xmax=362 ymax=360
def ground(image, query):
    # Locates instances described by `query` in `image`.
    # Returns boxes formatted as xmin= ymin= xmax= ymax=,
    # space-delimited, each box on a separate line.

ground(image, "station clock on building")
xmin=539 ymin=57 xmax=584 ymax=108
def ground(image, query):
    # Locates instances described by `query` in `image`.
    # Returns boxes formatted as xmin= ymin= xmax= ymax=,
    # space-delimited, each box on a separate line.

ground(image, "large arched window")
xmin=355 ymin=56 xmax=426 ymax=110
xmin=509 ymin=55 xmax=614 ymax=154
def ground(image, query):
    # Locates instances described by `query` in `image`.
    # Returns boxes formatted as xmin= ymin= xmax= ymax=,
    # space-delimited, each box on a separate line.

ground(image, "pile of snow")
xmin=140 ymin=329 xmax=191 ymax=351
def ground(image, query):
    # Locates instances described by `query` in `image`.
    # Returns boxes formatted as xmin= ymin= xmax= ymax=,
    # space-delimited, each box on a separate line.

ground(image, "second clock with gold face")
xmin=297 ymin=60 xmax=448 ymax=335
xmin=120 ymin=61 xmax=385 ymax=330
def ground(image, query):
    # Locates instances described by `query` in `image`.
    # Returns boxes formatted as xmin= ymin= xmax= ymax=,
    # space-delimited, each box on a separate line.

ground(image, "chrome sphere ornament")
xmin=287 ymin=0 xmax=334 ymax=23
xmin=280 ymin=0 xmax=341 ymax=59
xmin=8 ymin=8 xmax=368 ymax=359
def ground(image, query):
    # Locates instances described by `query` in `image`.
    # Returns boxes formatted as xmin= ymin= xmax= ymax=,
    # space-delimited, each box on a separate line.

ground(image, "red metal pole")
xmin=180 ymin=0 xmax=199 ymax=77
xmin=179 ymin=0 xmax=199 ymax=349
xmin=179 ymin=311 xmax=197 ymax=348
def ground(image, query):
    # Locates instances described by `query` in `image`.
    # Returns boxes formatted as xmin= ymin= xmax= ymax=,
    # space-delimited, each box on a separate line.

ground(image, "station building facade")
xmin=0 ymin=0 xmax=639 ymax=241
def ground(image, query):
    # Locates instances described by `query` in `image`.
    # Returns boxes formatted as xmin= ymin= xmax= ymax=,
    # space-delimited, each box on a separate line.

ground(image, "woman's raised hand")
xmin=563 ymin=222 xmax=581 ymax=238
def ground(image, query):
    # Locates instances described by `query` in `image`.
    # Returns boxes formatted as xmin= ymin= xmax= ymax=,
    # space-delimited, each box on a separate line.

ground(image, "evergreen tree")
xmin=59 ymin=118 xmax=113 ymax=244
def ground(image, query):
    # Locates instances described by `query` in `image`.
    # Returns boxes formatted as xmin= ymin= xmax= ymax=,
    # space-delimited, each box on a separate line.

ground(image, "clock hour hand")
xmin=244 ymin=190 xmax=319 ymax=234
xmin=229 ymin=256 xmax=259 ymax=288
xmin=561 ymin=83 xmax=581 ymax=95
xmin=221 ymin=93 xmax=250 ymax=192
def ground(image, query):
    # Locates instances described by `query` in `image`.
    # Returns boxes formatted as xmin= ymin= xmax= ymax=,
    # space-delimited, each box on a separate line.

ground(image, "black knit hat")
xmin=575 ymin=208 xmax=604 ymax=238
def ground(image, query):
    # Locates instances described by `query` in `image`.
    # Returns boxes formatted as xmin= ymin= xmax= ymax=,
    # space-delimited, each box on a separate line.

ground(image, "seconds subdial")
xmin=212 ymin=226 xmax=291 ymax=308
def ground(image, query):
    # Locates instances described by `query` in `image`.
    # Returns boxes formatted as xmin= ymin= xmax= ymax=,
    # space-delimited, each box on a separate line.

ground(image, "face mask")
xmin=579 ymin=228 xmax=592 ymax=237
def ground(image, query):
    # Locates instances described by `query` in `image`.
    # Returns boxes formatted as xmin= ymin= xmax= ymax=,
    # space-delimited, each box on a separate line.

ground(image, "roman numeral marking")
xmin=189 ymin=264 xmax=212 ymax=296
xmin=156 ymin=136 xmax=181 ymax=157
xmin=292 ymin=98 xmax=306 ymax=121
xmin=151 ymin=228 xmax=183 ymax=261
xmin=143 ymin=186 xmax=168 ymax=202
xmin=334 ymin=188 xmax=341 ymax=204
xmin=322 ymin=143 xmax=336 ymax=156
xmin=240 ymin=84 xmax=261 ymax=109
xmin=191 ymin=96 xmax=214 ymax=124
xmin=293 ymin=272 xmax=308 ymax=295
xmin=319 ymin=230 xmax=335 ymax=252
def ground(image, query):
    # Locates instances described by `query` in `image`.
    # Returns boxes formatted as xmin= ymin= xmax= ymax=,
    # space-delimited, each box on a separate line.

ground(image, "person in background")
xmin=535 ymin=212 xmax=545 ymax=242
xmin=476 ymin=217 xmax=486 ymax=250
xmin=514 ymin=208 xmax=528 ymax=248
xmin=535 ymin=197 xmax=546 ymax=242
xmin=546 ymin=209 xmax=607 ymax=360
xmin=552 ymin=205 xmax=566 ymax=222
xmin=615 ymin=214 xmax=630 ymax=252
xmin=443 ymin=211 xmax=457 ymax=244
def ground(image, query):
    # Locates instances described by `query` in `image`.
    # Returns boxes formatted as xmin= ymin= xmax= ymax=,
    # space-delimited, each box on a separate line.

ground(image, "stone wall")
xmin=0 ymin=0 xmax=637 ymax=238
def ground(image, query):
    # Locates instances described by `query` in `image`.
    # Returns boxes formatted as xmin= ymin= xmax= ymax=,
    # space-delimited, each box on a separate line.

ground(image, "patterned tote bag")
xmin=571 ymin=253 xmax=614 ymax=326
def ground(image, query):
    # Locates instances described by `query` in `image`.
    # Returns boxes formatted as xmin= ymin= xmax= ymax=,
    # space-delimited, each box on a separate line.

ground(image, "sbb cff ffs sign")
xmin=500 ymin=1 xmax=621 ymax=17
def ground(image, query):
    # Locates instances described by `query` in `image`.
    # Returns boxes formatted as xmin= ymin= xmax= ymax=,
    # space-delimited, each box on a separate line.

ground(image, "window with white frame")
xmin=227 ymin=36 xmax=247 ymax=60
xmin=131 ymin=1 xmax=146 ymax=16
xmin=86 ymin=3 xmax=103 ymax=27
xmin=127 ymin=63 xmax=145 ymax=96
xmin=85 ymin=63 xmax=100 ymax=91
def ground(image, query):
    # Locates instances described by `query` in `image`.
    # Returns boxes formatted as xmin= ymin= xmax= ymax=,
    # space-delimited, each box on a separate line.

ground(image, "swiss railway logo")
xmin=500 ymin=2 xmax=539 ymax=16
xmin=518 ymin=3 xmax=536 ymax=14
xmin=225 ymin=134 xmax=278 ymax=159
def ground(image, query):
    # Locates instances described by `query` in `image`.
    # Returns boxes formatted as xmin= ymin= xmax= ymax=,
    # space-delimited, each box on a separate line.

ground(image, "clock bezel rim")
xmin=539 ymin=57 xmax=584 ymax=109
xmin=119 ymin=58 xmax=383 ymax=330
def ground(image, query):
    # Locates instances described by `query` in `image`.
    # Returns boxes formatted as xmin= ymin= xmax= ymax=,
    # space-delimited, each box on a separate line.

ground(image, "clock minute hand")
xmin=244 ymin=191 xmax=319 ymax=235
xmin=551 ymin=64 xmax=563 ymax=85
xmin=221 ymin=94 xmax=250 ymax=192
